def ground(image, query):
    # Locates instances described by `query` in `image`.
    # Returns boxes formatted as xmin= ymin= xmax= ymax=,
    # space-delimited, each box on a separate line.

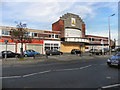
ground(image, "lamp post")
xmin=108 ymin=14 xmax=115 ymax=55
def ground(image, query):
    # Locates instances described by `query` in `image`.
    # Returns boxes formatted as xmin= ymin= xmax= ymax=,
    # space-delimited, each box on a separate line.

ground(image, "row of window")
xmin=1 ymin=30 xmax=59 ymax=39
xmin=89 ymin=38 xmax=106 ymax=41
xmin=49 ymin=34 xmax=59 ymax=38
xmin=2 ymin=30 xmax=10 ymax=35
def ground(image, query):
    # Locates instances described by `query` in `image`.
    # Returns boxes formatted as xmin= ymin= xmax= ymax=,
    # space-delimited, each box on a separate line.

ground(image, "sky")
xmin=1 ymin=0 xmax=119 ymax=41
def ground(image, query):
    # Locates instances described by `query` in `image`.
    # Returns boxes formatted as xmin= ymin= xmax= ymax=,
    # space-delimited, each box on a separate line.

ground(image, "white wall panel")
xmin=65 ymin=28 xmax=81 ymax=37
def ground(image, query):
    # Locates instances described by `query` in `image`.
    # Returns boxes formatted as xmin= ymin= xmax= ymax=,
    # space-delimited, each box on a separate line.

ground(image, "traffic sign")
xmin=4 ymin=40 xmax=8 ymax=44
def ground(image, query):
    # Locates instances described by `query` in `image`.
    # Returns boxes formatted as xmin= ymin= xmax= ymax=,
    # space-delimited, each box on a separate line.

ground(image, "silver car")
xmin=107 ymin=52 xmax=120 ymax=67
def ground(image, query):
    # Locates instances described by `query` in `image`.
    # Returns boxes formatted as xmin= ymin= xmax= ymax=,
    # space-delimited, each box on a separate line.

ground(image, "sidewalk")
xmin=2 ymin=53 xmax=113 ymax=65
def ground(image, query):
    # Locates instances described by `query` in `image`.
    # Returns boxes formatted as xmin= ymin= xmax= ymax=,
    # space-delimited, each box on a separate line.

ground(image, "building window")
xmin=52 ymin=34 xmax=54 ymax=38
xmin=92 ymin=38 xmax=94 ymax=41
xmin=89 ymin=38 xmax=91 ymax=41
xmin=85 ymin=47 xmax=89 ymax=49
xmin=26 ymin=32 xmax=30 ymax=36
xmin=55 ymin=35 xmax=59 ymax=38
xmin=2 ymin=30 xmax=10 ymax=35
xmin=49 ymin=34 xmax=51 ymax=38
xmin=32 ymin=33 xmax=37 ymax=37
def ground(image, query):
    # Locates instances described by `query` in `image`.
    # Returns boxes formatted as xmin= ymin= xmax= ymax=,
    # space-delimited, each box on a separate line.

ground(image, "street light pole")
xmin=108 ymin=14 xmax=115 ymax=55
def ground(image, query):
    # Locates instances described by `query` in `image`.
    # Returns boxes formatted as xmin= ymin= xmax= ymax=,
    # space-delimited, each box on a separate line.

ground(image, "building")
xmin=52 ymin=13 xmax=114 ymax=52
xmin=0 ymin=13 xmax=114 ymax=54
xmin=52 ymin=13 xmax=88 ymax=53
xmin=0 ymin=26 xmax=61 ymax=54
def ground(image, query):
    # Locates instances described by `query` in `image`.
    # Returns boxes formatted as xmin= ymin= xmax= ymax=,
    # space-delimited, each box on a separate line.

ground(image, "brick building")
xmin=0 ymin=13 xmax=114 ymax=54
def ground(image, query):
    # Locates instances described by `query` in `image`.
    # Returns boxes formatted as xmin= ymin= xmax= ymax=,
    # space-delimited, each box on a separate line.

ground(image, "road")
xmin=2 ymin=57 xmax=120 ymax=88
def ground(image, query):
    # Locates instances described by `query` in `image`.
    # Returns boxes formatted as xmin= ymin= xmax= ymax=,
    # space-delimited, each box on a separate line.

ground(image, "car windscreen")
xmin=115 ymin=52 xmax=120 ymax=56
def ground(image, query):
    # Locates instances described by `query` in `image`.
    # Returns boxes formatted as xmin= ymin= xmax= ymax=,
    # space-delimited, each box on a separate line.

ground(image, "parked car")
xmin=103 ymin=48 xmax=109 ymax=55
xmin=23 ymin=49 xmax=40 ymax=57
xmin=1 ymin=51 xmax=20 ymax=58
xmin=71 ymin=49 xmax=81 ymax=54
xmin=46 ymin=49 xmax=63 ymax=55
xmin=107 ymin=52 xmax=120 ymax=68
xmin=89 ymin=49 xmax=102 ymax=55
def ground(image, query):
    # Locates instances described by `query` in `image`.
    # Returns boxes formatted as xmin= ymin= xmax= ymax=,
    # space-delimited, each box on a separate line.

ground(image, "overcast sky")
xmin=1 ymin=0 xmax=119 ymax=40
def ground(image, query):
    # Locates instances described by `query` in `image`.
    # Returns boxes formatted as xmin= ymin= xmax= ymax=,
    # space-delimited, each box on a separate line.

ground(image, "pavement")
xmin=1 ymin=52 xmax=114 ymax=65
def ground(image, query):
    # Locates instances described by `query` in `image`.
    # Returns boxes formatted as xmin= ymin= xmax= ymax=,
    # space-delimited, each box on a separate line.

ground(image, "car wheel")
xmin=25 ymin=54 xmax=28 ymax=57
xmin=59 ymin=53 xmax=62 ymax=55
xmin=15 ymin=55 xmax=19 ymax=58
xmin=50 ymin=53 xmax=52 ymax=56
xmin=107 ymin=63 xmax=112 ymax=67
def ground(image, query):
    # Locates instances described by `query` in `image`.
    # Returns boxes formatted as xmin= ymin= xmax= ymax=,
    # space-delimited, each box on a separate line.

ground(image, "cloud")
xmin=2 ymin=0 xmax=119 ymax=2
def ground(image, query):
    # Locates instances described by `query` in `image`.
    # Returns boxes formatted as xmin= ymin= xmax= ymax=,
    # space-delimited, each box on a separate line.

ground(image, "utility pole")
xmin=4 ymin=40 xmax=8 ymax=60
xmin=108 ymin=14 xmax=115 ymax=55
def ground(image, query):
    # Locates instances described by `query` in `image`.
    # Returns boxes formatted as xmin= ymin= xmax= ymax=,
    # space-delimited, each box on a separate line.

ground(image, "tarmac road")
xmin=2 ymin=56 xmax=120 ymax=89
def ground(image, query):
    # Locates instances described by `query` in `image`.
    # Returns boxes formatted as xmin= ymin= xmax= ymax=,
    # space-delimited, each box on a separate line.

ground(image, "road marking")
xmin=22 ymin=73 xmax=38 ymax=77
xmin=55 ymin=65 xmax=92 ymax=72
xmin=1 ymin=76 xmax=21 ymax=79
xmin=38 ymin=70 xmax=51 ymax=74
xmin=106 ymin=77 xmax=112 ymax=79
xmin=23 ymin=70 xmax=51 ymax=77
xmin=101 ymin=84 xmax=120 ymax=89
xmin=1 ymin=65 xmax=92 ymax=79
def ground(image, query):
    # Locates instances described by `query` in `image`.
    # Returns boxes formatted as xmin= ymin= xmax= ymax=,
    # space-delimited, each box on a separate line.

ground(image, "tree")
xmin=10 ymin=22 xmax=32 ymax=58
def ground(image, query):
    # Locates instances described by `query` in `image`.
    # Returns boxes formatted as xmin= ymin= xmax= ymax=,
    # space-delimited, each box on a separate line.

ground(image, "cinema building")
xmin=0 ymin=13 xmax=114 ymax=54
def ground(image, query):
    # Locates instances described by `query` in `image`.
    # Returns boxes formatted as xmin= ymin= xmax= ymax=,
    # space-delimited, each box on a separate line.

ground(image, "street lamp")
xmin=108 ymin=14 xmax=115 ymax=55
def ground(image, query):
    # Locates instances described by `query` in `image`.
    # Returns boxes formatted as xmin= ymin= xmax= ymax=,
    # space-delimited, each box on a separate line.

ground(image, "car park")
xmin=1 ymin=51 xmax=20 ymax=58
xmin=46 ymin=49 xmax=63 ymax=55
xmin=23 ymin=49 xmax=40 ymax=57
xmin=107 ymin=52 xmax=120 ymax=68
xmin=71 ymin=49 xmax=81 ymax=54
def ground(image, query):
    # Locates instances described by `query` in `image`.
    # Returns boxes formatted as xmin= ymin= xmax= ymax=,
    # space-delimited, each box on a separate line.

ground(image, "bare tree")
xmin=10 ymin=22 xmax=32 ymax=58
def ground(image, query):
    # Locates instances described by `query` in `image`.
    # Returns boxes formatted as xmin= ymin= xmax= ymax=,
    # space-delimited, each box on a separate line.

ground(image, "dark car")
xmin=89 ymin=49 xmax=102 ymax=55
xmin=107 ymin=52 xmax=120 ymax=68
xmin=1 ymin=51 xmax=20 ymax=58
xmin=46 ymin=49 xmax=63 ymax=55
xmin=71 ymin=49 xmax=81 ymax=54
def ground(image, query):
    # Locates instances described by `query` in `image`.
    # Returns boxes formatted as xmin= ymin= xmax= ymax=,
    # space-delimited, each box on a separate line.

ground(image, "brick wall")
xmin=52 ymin=20 xmax=64 ymax=38
xmin=82 ymin=24 xmax=85 ymax=38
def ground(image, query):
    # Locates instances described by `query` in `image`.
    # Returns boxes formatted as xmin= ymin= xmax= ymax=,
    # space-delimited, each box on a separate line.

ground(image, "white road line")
xmin=38 ymin=70 xmax=51 ymax=74
xmin=101 ymin=84 xmax=120 ymax=88
xmin=1 ymin=76 xmax=21 ymax=79
xmin=23 ymin=70 xmax=51 ymax=77
xmin=22 ymin=73 xmax=38 ymax=77
xmin=55 ymin=65 xmax=92 ymax=72
xmin=1 ymin=65 xmax=92 ymax=79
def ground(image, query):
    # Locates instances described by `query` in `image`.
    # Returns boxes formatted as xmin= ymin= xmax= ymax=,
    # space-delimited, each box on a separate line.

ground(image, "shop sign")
xmin=71 ymin=18 xmax=76 ymax=26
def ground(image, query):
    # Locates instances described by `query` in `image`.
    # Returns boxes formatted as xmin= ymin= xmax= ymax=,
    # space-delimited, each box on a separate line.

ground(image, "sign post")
xmin=4 ymin=40 xmax=8 ymax=60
